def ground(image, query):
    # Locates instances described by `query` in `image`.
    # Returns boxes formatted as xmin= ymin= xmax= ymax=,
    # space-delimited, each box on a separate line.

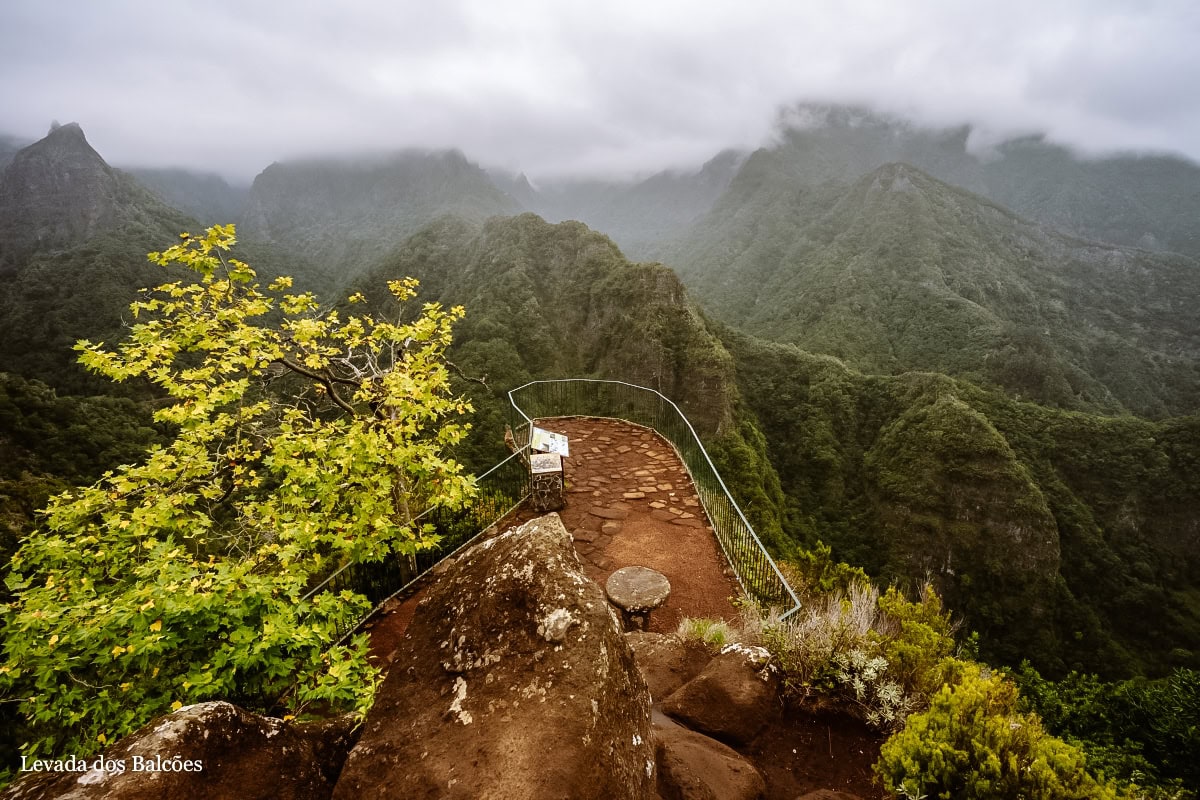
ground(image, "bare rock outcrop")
xmin=654 ymin=720 xmax=765 ymax=800
xmin=624 ymin=631 xmax=712 ymax=701
xmin=2 ymin=702 xmax=357 ymax=800
xmin=332 ymin=513 xmax=655 ymax=800
xmin=661 ymin=644 xmax=779 ymax=746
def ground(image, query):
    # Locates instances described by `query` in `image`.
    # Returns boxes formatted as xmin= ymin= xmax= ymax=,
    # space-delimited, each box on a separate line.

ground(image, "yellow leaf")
xmin=140 ymin=599 xmax=155 ymax=612
xmin=48 ymin=634 xmax=59 ymax=647
xmin=283 ymin=714 xmax=295 ymax=722
xmin=171 ymin=700 xmax=183 ymax=711
xmin=97 ymin=733 xmax=107 ymax=744
xmin=111 ymin=645 xmax=126 ymax=657
xmin=149 ymin=619 xmax=162 ymax=632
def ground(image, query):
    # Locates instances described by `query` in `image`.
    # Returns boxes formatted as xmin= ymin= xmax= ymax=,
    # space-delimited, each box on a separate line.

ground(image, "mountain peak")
xmin=47 ymin=120 xmax=82 ymax=136
xmin=0 ymin=121 xmax=174 ymax=264
xmin=866 ymin=162 xmax=927 ymax=194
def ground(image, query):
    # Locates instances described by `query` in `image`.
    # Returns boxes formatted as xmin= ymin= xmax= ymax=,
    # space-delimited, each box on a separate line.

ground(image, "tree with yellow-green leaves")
xmin=0 ymin=225 xmax=475 ymax=759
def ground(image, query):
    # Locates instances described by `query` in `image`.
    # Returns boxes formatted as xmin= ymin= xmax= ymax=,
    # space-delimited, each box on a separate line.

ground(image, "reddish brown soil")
xmin=744 ymin=703 xmax=887 ymax=799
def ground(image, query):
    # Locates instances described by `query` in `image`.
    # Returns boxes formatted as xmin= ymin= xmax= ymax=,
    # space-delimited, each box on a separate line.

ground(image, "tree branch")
xmin=446 ymin=359 xmax=488 ymax=387
xmin=276 ymin=358 xmax=359 ymax=415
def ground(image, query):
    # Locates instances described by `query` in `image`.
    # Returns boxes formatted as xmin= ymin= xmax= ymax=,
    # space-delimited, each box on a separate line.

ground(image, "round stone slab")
xmin=605 ymin=566 xmax=671 ymax=613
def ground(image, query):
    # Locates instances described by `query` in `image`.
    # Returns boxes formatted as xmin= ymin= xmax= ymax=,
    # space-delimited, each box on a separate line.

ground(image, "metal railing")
xmin=301 ymin=447 xmax=531 ymax=642
xmin=508 ymin=379 xmax=801 ymax=620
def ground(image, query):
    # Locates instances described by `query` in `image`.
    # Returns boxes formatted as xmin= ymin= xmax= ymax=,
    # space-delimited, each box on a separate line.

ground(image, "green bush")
xmin=877 ymin=663 xmax=1118 ymax=800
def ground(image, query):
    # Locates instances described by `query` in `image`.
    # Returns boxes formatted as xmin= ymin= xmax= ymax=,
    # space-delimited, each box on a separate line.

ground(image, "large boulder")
xmin=624 ymin=632 xmax=712 ymax=701
xmin=661 ymin=644 xmax=780 ymax=745
xmin=654 ymin=721 xmax=765 ymax=800
xmin=332 ymin=513 xmax=655 ymax=800
xmin=2 ymin=702 xmax=357 ymax=800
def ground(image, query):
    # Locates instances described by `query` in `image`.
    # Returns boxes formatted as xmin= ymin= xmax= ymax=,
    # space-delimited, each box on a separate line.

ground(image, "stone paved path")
xmin=507 ymin=416 xmax=741 ymax=633
xmin=365 ymin=416 xmax=742 ymax=663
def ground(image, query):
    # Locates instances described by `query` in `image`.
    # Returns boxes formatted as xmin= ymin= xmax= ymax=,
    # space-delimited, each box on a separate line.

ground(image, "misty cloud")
xmin=1 ymin=0 xmax=1198 ymax=181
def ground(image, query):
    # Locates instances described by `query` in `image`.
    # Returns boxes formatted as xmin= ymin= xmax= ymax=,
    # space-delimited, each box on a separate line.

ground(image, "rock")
xmin=624 ymin=632 xmax=712 ymax=701
xmin=607 ymin=567 xmax=672 ymax=632
xmin=2 ymin=702 xmax=357 ymax=800
xmin=332 ymin=513 xmax=655 ymax=800
xmin=661 ymin=646 xmax=779 ymax=745
xmin=654 ymin=721 xmax=765 ymax=800
xmin=588 ymin=506 xmax=630 ymax=520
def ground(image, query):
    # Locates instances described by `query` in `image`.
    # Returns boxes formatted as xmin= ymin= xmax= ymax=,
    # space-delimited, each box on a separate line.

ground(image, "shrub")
xmin=876 ymin=663 xmax=1119 ymax=800
xmin=676 ymin=617 xmax=738 ymax=649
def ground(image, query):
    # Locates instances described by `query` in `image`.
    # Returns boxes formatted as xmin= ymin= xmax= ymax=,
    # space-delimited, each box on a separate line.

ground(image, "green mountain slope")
xmin=125 ymin=167 xmax=248 ymax=226
xmin=347 ymin=213 xmax=743 ymax=467
xmin=0 ymin=123 xmax=193 ymax=271
xmin=239 ymin=150 xmax=521 ymax=291
xmin=744 ymin=104 xmax=1200 ymax=260
xmin=0 ymin=125 xmax=298 ymax=395
xmin=726 ymin=330 xmax=1200 ymax=677
xmin=349 ymin=213 xmax=1199 ymax=679
xmin=0 ymin=124 xmax=202 ymax=393
xmin=668 ymin=161 xmax=1200 ymax=417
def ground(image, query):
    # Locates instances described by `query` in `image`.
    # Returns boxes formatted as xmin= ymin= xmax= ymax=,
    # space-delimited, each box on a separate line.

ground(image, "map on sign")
xmin=530 ymin=427 xmax=570 ymax=457
xmin=530 ymin=452 xmax=563 ymax=474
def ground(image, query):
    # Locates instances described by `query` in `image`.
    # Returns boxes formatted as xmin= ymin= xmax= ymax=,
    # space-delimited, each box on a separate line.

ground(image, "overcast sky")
xmin=2 ymin=0 xmax=1198 ymax=183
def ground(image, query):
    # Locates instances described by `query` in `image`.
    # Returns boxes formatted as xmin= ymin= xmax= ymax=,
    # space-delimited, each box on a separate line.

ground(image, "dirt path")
xmin=365 ymin=416 xmax=742 ymax=662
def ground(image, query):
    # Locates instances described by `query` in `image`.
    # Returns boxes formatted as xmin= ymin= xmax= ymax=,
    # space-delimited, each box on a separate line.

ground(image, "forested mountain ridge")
xmin=725 ymin=330 xmax=1200 ymax=677
xmin=0 ymin=123 xmax=202 ymax=394
xmin=345 ymin=213 xmax=747 ymax=470
xmin=239 ymin=149 xmax=521 ymax=291
xmin=734 ymin=104 xmax=1200 ymax=260
xmin=667 ymin=160 xmax=1200 ymax=418
xmin=0 ymin=124 xmax=300 ymax=395
xmin=124 ymin=166 xmax=249 ymax=226
xmin=0 ymin=123 xmax=192 ymax=270
xmin=344 ymin=212 xmax=1200 ymax=680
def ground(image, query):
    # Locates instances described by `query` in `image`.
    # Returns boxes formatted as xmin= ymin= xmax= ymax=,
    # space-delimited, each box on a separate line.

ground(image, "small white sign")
xmin=531 ymin=427 xmax=570 ymax=457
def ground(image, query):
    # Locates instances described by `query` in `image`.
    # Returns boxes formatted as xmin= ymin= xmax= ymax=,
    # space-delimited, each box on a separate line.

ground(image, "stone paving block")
xmin=589 ymin=506 xmax=630 ymax=520
xmin=623 ymin=491 xmax=646 ymax=499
